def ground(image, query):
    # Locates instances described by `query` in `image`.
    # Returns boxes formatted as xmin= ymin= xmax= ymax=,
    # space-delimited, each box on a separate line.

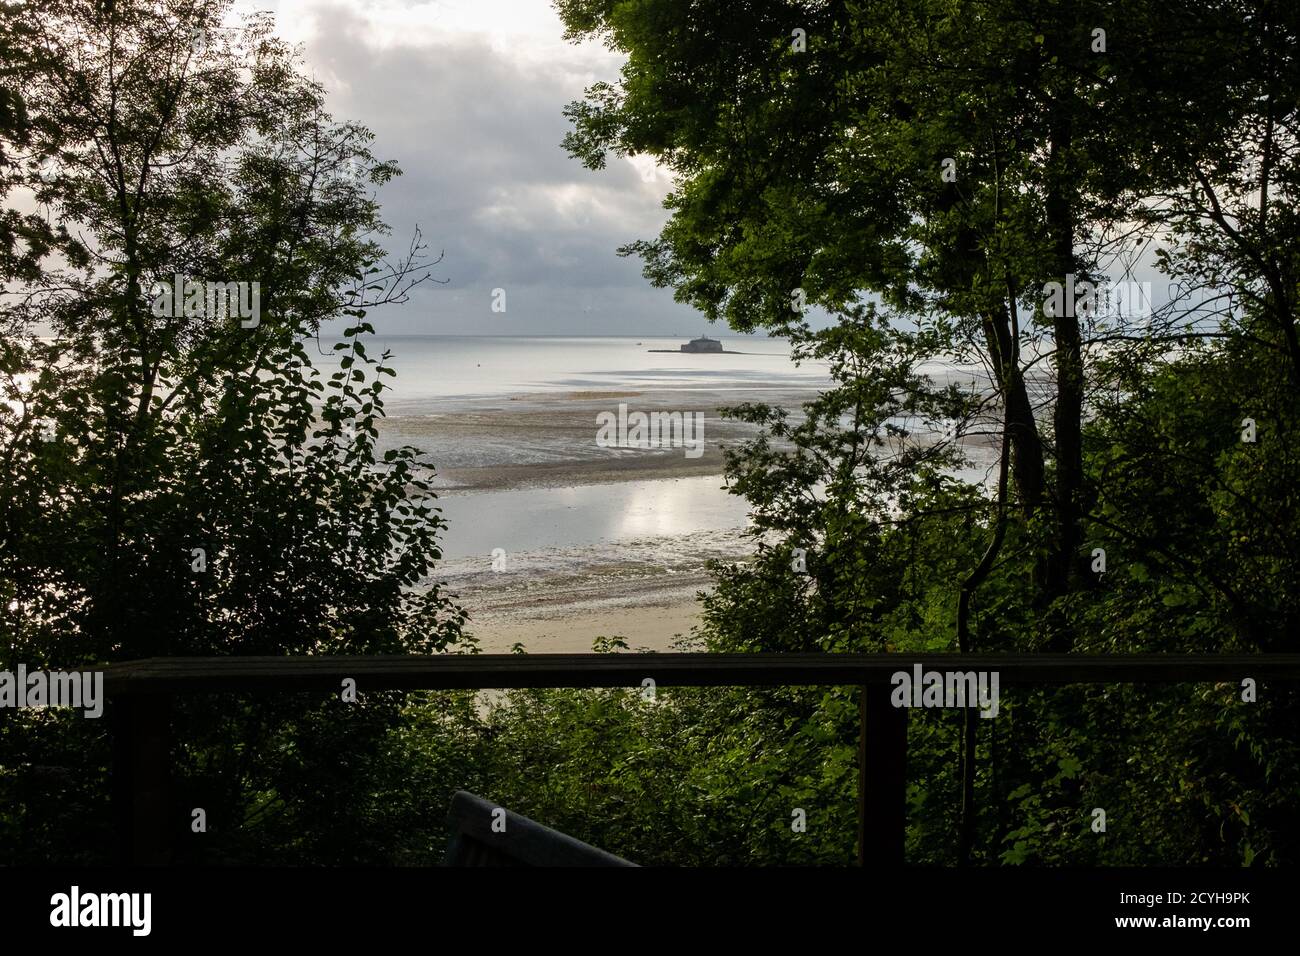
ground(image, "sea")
xmin=348 ymin=334 xmax=832 ymax=409
xmin=336 ymin=334 xmax=834 ymax=559
xmin=307 ymin=334 xmax=999 ymax=608
xmin=306 ymin=333 xmax=1001 ymax=641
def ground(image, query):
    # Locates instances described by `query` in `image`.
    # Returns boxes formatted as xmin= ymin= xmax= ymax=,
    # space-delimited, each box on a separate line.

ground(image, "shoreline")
xmin=437 ymin=530 xmax=750 ymax=653
xmin=392 ymin=377 xmax=1003 ymax=653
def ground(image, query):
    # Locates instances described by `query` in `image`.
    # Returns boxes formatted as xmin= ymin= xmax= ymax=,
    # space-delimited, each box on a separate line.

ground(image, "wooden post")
xmin=858 ymin=682 xmax=907 ymax=866
xmin=112 ymin=694 xmax=174 ymax=865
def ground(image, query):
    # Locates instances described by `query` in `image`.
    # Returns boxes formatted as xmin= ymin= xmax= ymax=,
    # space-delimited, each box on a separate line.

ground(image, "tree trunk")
xmin=1045 ymin=112 xmax=1084 ymax=602
xmin=981 ymin=305 xmax=1045 ymax=515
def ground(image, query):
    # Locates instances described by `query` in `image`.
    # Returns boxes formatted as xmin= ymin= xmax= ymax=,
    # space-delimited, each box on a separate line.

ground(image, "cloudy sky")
xmin=237 ymin=0 xmax=706 ymax=336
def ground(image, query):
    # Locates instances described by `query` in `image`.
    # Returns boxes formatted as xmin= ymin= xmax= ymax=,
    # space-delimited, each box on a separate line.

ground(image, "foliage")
xmin=0 ymin=0 xmax=466 ymax=863
xmin=2 ymin=0 xmax=1298 ymax=867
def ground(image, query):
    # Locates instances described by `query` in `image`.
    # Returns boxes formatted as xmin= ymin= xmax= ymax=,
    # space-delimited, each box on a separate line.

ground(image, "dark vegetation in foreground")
xmin=2 ymin=0 xmax=1297 ymax=865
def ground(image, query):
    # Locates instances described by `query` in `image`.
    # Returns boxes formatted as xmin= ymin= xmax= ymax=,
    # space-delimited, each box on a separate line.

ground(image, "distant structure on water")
xmin=680 ymin=334 xmax=723 ymax=353
xmin=647 ymin=333 xmax=738 ymax=354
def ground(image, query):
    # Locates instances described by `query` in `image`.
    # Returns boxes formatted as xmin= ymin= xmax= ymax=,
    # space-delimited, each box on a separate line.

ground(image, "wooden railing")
xmin=104 ymin=652 xmax=1300 ymax=866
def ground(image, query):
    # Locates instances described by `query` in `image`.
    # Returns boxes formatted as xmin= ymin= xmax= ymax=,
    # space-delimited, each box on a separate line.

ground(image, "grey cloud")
xmin=304 ymin=6 xmax=699 ymax=334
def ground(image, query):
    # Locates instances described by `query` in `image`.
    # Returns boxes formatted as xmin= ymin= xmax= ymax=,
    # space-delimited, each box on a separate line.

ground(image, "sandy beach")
xmin=466 ymin=603 xmax=703 ymax=653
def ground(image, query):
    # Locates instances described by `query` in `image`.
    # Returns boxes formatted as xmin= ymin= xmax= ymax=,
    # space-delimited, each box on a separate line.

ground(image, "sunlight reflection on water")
xmin=435 ymin=475 xmax=750 ymax=559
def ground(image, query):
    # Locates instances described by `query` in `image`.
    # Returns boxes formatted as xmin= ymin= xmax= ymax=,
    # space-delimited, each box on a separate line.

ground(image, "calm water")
xmin=435 ymin=474 xmax=750 ymax=559
xmin=319 ymin=334 xmax=832 ymax=409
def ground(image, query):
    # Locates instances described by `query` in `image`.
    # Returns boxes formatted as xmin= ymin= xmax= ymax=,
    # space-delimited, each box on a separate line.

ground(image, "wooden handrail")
xmin=104 ymin=652 xmax=1300 ymax=867
xmin=103 ymin=652 xmax=1300 ymax=693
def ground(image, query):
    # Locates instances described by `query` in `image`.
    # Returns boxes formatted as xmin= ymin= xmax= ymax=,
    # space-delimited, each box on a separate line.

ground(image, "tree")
xmin=557 ymin=0 xmax=1300 ymax=865
xmin=0 ymin=0 xmax=466 ymax=862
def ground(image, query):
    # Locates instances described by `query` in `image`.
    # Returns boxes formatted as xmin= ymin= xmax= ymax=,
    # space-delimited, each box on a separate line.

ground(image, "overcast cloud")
xmin=239 ymin=0 xmax=708 ymax=336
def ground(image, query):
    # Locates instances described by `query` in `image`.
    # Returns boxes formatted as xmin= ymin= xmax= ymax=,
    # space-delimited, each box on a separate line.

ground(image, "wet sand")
xmin=436 ymin=529 xmax=751 ymax=653
xmin=385 ymin=387 xmax=810 ymax=652
xmin=379 ymin=386 xmax=814 ymax=491
xmin=390 ymin=380 xmax=1002 ymax=653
